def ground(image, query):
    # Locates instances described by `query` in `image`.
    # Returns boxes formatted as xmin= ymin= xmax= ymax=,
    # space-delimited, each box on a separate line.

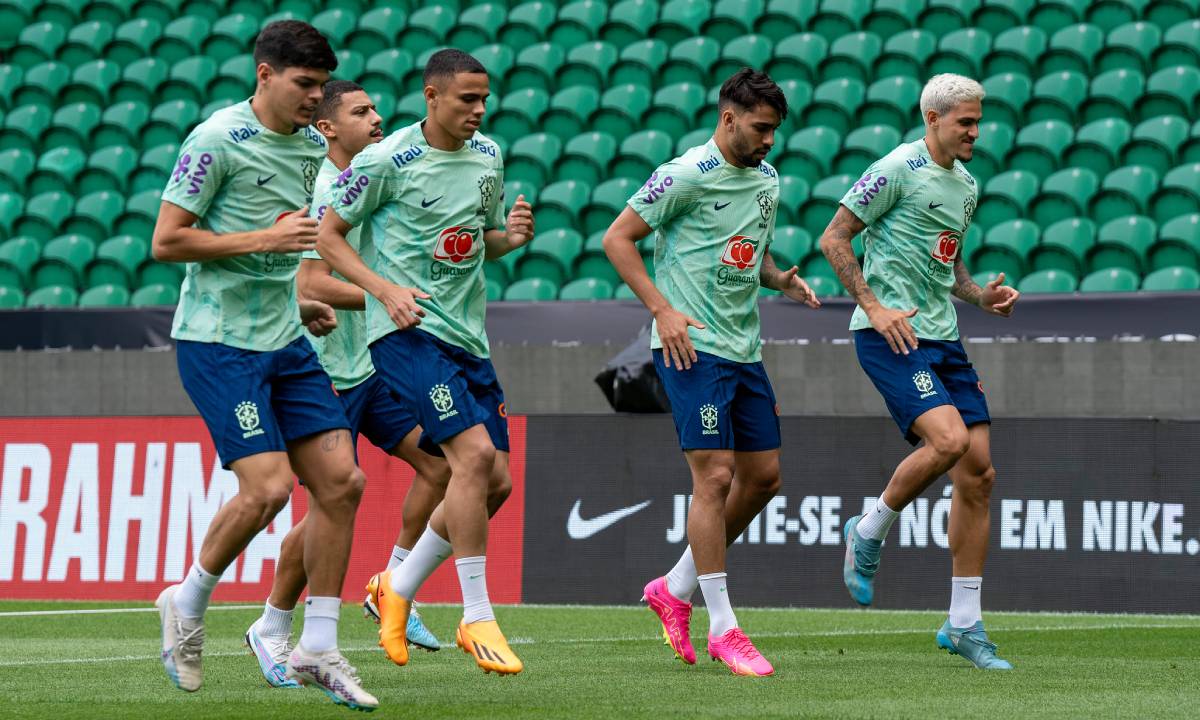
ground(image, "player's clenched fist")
xmin=505 ymin=194 xmax=535 ymax=249
xmin=263 ymin=206 xmax=319 ymax=253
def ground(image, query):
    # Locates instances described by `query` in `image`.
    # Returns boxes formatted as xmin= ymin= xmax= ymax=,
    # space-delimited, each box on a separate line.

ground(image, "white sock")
xmin=857 ymin=497 xmax=900 ymax=541
xmin=299 ymin=596 xmax=340 ymax=653
xmin=389 ymin=527 xmax=451 ymax=599
xmin=665 ymin=546 xmax=698 ymax=602
xmin=173 ymin=563 xmax=220 ymax=619
xmin=698 ymin=572 xmax=738 ymax=637
xmin=456 ymin=556 xmax=495 ymax=624
xmin=387 ymin=544 xmax=410 ymax=571
xmin=949 ymin=576 xmax=983 ymax=628
xmin=258 ymin=601 xmax=293 ymax=637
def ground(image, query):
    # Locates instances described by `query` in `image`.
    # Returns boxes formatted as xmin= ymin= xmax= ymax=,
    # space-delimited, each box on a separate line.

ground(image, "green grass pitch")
xmin=1 ymin=601 xmax=1197 ymax=719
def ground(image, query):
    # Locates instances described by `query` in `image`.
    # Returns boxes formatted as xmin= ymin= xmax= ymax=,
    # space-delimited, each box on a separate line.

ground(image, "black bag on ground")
xmin=594 ymin=325 xmax=671 ymax=413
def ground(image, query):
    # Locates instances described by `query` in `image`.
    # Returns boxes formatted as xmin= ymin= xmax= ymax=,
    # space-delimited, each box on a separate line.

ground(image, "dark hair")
xmin=423 ymin=48 xmax=487 ymax=86
xmin=314 ymin=80 xmax=365 ymax=123
xmin=718 ymin=68 xmax=788 ymax=121
xmin=254 ymin=20 xmax=337 ymax=72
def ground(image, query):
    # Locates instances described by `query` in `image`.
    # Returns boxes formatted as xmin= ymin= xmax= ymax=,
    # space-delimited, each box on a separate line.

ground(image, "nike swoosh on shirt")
xmin=928 ymin=202 xmax=943 ymax=209
xmin=421 ymin=196 xmax=444 ymax=208
xmin=566 ymin=499 xmax=652 ymax=540
xmin=714 ymin=201 xmax=731 ymax=211
xmin=257 ymin=174 xmax=276 ymax=186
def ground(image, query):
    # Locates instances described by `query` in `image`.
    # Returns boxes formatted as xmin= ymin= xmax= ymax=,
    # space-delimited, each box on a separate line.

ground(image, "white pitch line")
xmin=0 ymin=605 xmax=261 ymax=618
xmin=2 ymin=622 xmax=1198 ymax=668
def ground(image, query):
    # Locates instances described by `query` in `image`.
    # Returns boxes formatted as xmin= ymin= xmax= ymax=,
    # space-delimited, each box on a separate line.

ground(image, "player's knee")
xmin=928 ymin=425 xmax=970 ymax=462
xmin=965 ymin=464 xmax=996 ymax=500
xmin=246 ymin=482 xmax=293 ymax=523
xmin=459 ymin=438 xmax=497 ymax=478
xmin=322 ymin=465 xmax=367 ymax=510
xmin=749 ymin=459 xmax=782 ymax=496
xmin=693 ymin=466 xmax=735 ymax=500
xmin=487 ymin=472 xmax=512 ymax=510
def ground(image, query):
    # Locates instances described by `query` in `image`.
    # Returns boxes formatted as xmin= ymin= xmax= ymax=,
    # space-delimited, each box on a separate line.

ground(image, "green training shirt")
xmin=163 ymin=100 xmax=328 ymax=351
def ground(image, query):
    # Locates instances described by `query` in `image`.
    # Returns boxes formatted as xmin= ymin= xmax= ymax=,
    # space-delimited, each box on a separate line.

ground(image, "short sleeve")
xmin=324 ymin=145 xmax=392 ymax=229
xmin=627 ymin=162 xmax=702 ymax=231
xmin=839 ymin=154 xmax=906 ymax=227
xmin=161 ymin=127 xmax=226 ymax=218
xmin=484 ymin=157 xmax=505 ymax=231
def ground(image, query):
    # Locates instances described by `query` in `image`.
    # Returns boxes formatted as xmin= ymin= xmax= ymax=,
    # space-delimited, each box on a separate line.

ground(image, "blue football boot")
xmin=842 ymin=515 xmax=882 ymax=606
xmin=936 ymin=619 xmax=1014 ymax=670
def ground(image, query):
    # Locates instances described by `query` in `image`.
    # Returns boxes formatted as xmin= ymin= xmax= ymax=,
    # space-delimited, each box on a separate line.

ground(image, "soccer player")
xmin=602 ymin=68 xmax=820 ymax=677
xmin=151 ymin=21 xmax=377 ymax=709
xmin=244 ymin=80 xmax=476 ymax=688
xmin=316 ymin=49 xmax=533 ymax=676
xmin=819 ymin=73 xmax=1019 ymax=670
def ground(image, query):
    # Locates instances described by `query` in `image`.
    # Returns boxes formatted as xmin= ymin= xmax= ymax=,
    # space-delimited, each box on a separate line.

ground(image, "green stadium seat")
xmin=1079 ymin=69 xmax=1146 ymax=127
xmin=25 ymin=284 xmax=79 ymax=307
xmin=507 ymin=42 xmax=566 ymax=94
xmin=1137 ymin=66 xmax=1200 ymax=123
xmin=64 ymin=190 xmax=123 ymax=239
xmin=643 ymin=83 xmax=705 ymax=140
xmin=504 ymin=277 xmax=558 ymax=301
xmin=1029 ymin=168 xmax=1099 ymax=229
xmin=159 ymin=55 xmax=217 ymax=104
xmin=150 ymin=16 xmax=209 ymax=65
xmin=1148 ymin=213 xmax=1200 ymax=270
xmin=661 ymin=36 xmax=719 ymax=87
xmin=1040 ymin=23 xmax=1103 ymax=76
xmin=694 ymin=84 xmax=723 ymax=130
xmin=559 ymin=276 xmax=614 ymax=300
xmin=769 ymin=225 xmax=813 ymax=268
xmin=542 ymin=86 xmax=600 ymax=144
xmin=1030 ymin=216 xmax=1096 ymax=275
xmin=971 ymin=219 xmax=1039 ymax=277
xmin=1150 ymin=163 xmax=1200 ymax=224
xmin=819 ymin=31 xmax=882 ymax=84
xmin=582 ymin=177 xmax=637 ymax=236
xmin=1062 ymin=117 xmax=1131 ymax=179
xmin=573 ymin=231 xmax=620 ymax=285
xmin=1090 ymin=165 xmax=1159 ymax=225
xmin=701 ymin=0 xmax=762 ymax=45
xmin=13 ymin=60 xmax=69 ymax=109
xmin=489 ymin=88 xmax=548 ymax=145
xmin=391 ymin=90 xmax=425 ymax=127
xmin=803 ymin=275 xmax=843 ymax=297
xmin=802 ymin=78 xmax=865 ymax=134
xmin=557 ymin=131 xmax=617 ymax=189
xmin=713 ymin=33 xmax=773 ymax=84
xmin=357 ymin=49 xmax=412 ymax=99
xmin=965 ymin=120 xmax=1012 ymax=187
xmin=345 ymin=6 xmax=407 ymax=60
xmin=928 ymin=27 xmax=992 ymax=77
xmin=983 ymin=26 xmax=1046 ymax=79
xmin=755 ymin=0 xmax=815 ymax=42
xmin=199 ymin=98 xmax=234 ymax=119
xmin=515 ymin=228 xmax=583 ymax=285
xmin=86 ymin=235 xmax=147 ymax=289
xmin=112 ymin=57 xmax=168 ymax=107
xmin=1007 ymin=119 xmax=1074 ymax=180
xmin=0 ymin=285 xmax=25 ymax=307
xmin=777 ymin=126 xmax=841 ymax=185
xmin=447 ymin=3 xmax=506 ymax=49
xmin=137 ymin=258 xmax=184 ymax=288
xmin=1085 ymin=0 xmax=1143 ymax=33
xmin=1142 ymin=265 xmax=1200 ymax=290
xmin=33 ymin=233 xmax=95 ymax=288
xmin=10 ymin=22 xmax=67 ymax=70
xmin=1080 ymin=266 xmax=1140 ymax=292
xmin=142 ymin=100 xmax=199 ymax=152
xmin=835 ymin=125 xmax=901 ymax=177
xmin=874 ymin=28 xmax=936 ymax=80
xmin=130 ymin=142 xmax=178 ymax=194
xmin=0 ymin=65 xmax=22 ymax=112
xmin=1025 ymin=70 xmax=1088 ymax=124
xmin=504 ymin=180 xmax=539 ymax=211
xmin=0 ymin=1 xmax=30 ymax=46
xmin=1018 ymin=268 xmax=1077 ymax=293
xmin=207 ymin=54 xmax=254 ymax=104
xmin=105 ymin=18 xmax=161 ymax=67
xmin=40 ymin=101 xmax=100 ymax=152
xmin=800 ymin=173 xmax=854 ymax=236
xmin=970 ymin=269 xmax=1006 ymax=287
xmin=331 ymin=49 xmax=364 ymax=88
xmin=498 ymin=1 xmax=556 ymax=50
xmin=309 ymin=8 xmax=357 ymax=48
xmin=809 ymin=0 xmax=869 ymax=43
xmin=60 ymin=59 xmax=120 ymax=107
xmin=1181 ymin=120 xmax=1200 ymax=164
xmin=1096 ymin=22 xmax=1160 ymax=76
xmin=1121 ymin=115 xmax=1190 ymax=177
xmin=591 ymin=83 xmax=652 ymax=140
xmin=1145 ymin=0 xmax=1200 ymax=31
xmin=650 ymin=0 xmax=710 ymax=48
xmin=980 ymin=73 xmax=1031 ymax=129
xmin=775 ymin=175 xmax=809 ymax=226
xmin=599 ymin=0 xmax=657 ymax=49
xmin=1030 ymin=0 xmax=1090 ymax=36
xmin=0 ymin=235 xmax=39 ymax=289
xmin=0 ymin=191 xmax=23 ymax=235
xmin=483 ymin=276 xmax=505 ymax=302
xmin=200 ymin=14 xmax=257 ymax=65
xmin=918 ymin=0 xmax=981 ymax=37
xmin=0 ymin=149 xmax=34 ymax=196
xmin=773 ymin=78 xmax=811 ymax=136
xmin=972 ymin=0 xmax=1034 ymax=36
xmin=548 ymin=0 xmax=607 ymax=49
xmin=78 ymin=283 xmax=129 ymax=306
xmin=558 ymin=41 xmax=618 ymax=91
xmin=131 ymin=0 xmax=183 ymax=28
xmin=976 ymin=170 xmax=1039 ymax=229
xmin=768 ymin=32 xmax=826 ymax=84
xmin=611 ymin=130 xmax=673 ymax=188
xmin=537 ymin=179 xmax=592 ymax=232
xmin=114 ymin=188 xmax=161 ymax=238
xmin=1153 ymin=19 xmax=1200 ymax=71
xmin=1090 ymin=214 xmax=1157 ymax=273
xmin=57 ymin=21 xmax=111 ymax=70
xmin=507 ymin=133 xmax=562 ymax=187
xmin=862 ymin=0 xmax=921 ymax=39
xmin=180 ymin=0 xmax=227 ymax=23
xmin=395 ymin=6 xmax=453 ymax=55
xmin=29 ymin=146 xmax=86 ymax=197
xmin=610 ymin=39 xmax=667 ymax=88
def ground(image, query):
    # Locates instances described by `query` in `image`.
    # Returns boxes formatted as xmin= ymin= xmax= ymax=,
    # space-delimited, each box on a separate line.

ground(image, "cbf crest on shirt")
xmin=162 ymin=101 xmax=328 ymax=351
xmin=628 ymin=137 xmax=780 ymax=364
xmin=840 ymin=138 xmax=979 ymax=341
xmin=327 ymin=121 xmax=505 ymax=358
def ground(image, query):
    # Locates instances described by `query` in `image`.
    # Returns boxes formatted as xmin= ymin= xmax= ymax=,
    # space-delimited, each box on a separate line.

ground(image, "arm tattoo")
xmin=951 ymin=256 xmax=983 ymax=306
xmin=758 ymin=250 xmax=783 ymax=291
xmin=819 ymin=208 xmax=877 ymax=308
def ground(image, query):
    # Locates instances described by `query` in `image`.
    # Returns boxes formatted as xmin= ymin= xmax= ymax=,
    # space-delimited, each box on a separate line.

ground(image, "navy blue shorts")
xmin=176 ymin=337 xmax=350 ymax=468
xmin=369 ymin=329 xmax=509 ymax=452
xmin=338 ymin=372 xmax=434 ymax=455
xmin=854 ymin=329 xmax=990 ymax=445
xmin=653 ymin=349 xmax=781 ymax=452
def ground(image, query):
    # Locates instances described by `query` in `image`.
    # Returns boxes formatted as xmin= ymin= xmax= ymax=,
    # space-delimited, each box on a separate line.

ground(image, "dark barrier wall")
xmin=522 ymin=415 xmax=1200 ymax=613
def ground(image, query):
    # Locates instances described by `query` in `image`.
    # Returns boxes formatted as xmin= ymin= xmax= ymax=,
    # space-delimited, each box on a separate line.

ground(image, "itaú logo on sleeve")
xmin=432 ymin=225 xmax=482 ymax=264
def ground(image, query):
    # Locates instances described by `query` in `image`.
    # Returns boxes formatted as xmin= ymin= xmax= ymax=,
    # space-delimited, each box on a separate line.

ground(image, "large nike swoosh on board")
xmin=566 ymin=499 xmax=652 ymax=540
